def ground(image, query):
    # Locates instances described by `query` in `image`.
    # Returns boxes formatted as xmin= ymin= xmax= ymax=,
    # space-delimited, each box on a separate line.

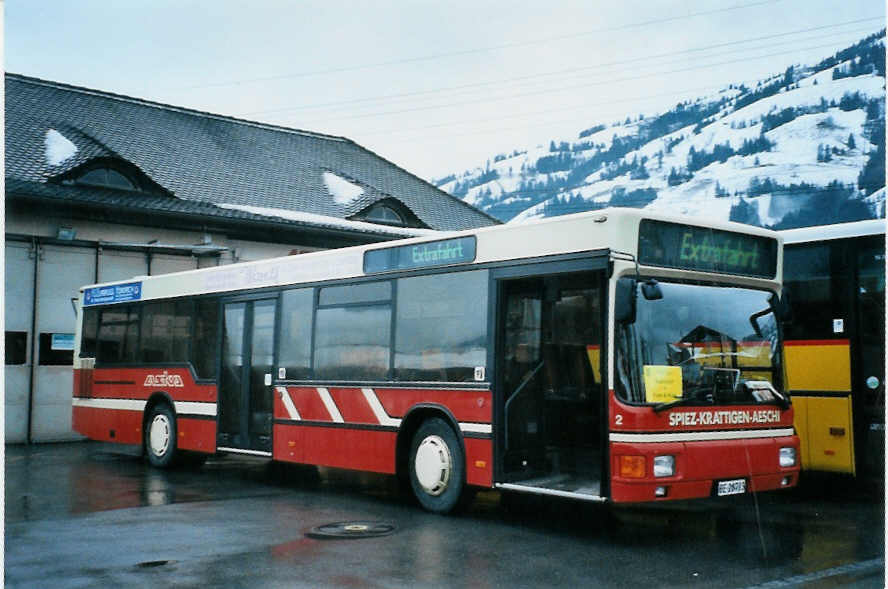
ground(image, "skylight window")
xmin=364 ymin=204 xmax=404 ymax=225
xmin=76 ymin=167 xmax=136 ymax=190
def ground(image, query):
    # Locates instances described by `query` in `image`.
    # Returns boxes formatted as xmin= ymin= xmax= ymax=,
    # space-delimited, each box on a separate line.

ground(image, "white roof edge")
xmin=81 ymin=208 xmax=782 ymax=294
xmin=780 ymin=219 xmax=886 ymax=244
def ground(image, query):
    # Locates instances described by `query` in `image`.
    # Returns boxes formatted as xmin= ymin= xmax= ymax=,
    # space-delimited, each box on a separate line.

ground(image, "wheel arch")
xmin=142 ymin=391 xmax=176 ymax=451
xmin=396 ymin=403 xmax=466 ymax=483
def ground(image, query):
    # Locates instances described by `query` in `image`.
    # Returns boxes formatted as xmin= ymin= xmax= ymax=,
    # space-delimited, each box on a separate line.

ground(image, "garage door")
xmin=5 ymin=242 xmax=35 ymax=443
xmin=32 ymin=245 xmax=95 ymax=442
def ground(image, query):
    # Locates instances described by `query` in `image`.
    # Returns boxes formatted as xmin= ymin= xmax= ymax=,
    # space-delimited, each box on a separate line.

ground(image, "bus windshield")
xmin=615 ymin=278 xmax=783 ymax=408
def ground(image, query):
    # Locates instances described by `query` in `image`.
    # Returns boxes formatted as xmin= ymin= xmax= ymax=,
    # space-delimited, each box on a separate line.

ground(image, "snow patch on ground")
xmin=44 ymin=129 xmax=77 ymax=166
xmin=322 ymin=171 xmax=364 ymax=205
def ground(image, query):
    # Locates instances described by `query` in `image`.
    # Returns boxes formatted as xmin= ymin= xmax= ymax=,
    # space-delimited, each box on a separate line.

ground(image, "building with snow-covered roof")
xmin=4 ymin=73 xmax=498 ymax=443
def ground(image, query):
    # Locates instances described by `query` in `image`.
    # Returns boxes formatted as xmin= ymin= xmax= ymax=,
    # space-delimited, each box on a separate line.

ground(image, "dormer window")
xmin=56 ymin=158 xmax=169 ymax=196
xmin=364 ymin=204 xmax=404 ymax=225
xmin=351 ymin=198 xmax=427 ymax=229
xmin=77 ymin=167 xmax=136 ymax=190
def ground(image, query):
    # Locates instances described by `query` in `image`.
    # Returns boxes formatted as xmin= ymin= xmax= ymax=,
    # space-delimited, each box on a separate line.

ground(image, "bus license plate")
xmin=717 ymin=479 xmax=746 ymax=496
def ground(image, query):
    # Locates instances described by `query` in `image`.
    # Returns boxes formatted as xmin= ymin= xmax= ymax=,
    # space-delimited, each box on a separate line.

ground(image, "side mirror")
xmin=615 ymin=279 xmax=637 ymax=324
xmin=770 ymin=290 xmax=792 ymax=323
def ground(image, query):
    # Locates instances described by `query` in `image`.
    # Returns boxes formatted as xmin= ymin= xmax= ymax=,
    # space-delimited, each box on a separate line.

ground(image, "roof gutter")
xmin=6 ymin=187 xmax=417 ymax=244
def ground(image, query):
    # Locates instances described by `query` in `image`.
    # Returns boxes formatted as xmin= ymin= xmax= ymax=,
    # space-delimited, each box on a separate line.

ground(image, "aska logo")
xmin=144 ymin=371 xmax=184 ymax=388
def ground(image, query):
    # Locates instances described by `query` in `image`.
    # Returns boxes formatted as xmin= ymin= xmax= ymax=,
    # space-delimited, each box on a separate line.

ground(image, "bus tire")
xmin=408 ymin=417 xmax=466 ymax=514
xmin=145 ymin=403 xmax=178 ymax=468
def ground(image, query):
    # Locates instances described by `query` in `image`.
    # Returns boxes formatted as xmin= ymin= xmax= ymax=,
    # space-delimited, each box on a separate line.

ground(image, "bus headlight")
xmin=653 ymin=455 xmax=675 ymax=477
xmin=779 ymin=447 xmax=797 ymax=467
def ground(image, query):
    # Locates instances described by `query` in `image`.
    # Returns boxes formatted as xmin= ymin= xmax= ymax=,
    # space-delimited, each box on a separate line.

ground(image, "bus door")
xmin=853 ymin=237 xmax=885 ymax=477
xmin=218 ymin=297 xmax=277 ymax=454
xmin=494 ymin=266 xmax=606 ymax=499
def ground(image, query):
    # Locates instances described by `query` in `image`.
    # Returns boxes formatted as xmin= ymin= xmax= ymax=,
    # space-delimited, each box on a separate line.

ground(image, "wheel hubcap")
xmin=149 ymin=414 xmax=171 ymax=457
xmin=414 ymin=435 xmax=451 ymax=496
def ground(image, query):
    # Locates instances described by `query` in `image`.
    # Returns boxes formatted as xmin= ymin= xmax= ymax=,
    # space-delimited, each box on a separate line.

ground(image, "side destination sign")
xmin=364 ymin=236 xmax=476 ymax=273
xmin=83 ymin=281 xmax=142 ymax=306
xmin=638 ymin=219 xmax=777 ymax=278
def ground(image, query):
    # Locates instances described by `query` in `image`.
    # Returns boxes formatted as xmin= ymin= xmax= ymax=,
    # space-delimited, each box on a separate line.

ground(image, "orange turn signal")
xmin=619 ymin=455 xmax=646 ymax=478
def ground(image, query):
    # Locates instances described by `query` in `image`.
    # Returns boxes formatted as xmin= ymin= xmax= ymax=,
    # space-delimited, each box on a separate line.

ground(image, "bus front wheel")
xmin=408 ymin=417 xmax=466 ymax=513
xmin=145 ymin=403 xmax=178 ymax=468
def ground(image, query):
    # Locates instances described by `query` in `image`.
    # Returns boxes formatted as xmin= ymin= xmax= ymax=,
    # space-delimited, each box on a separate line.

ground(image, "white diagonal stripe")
xmin=317 ymin=387 xmax=344 ymax=423
xmin=361 ymin=388 xmax=402 ymax=427
xmin=609 ymin=428 xmax=795 ymax=443
xmin=276 ymin=386 xmax=301 ymax=420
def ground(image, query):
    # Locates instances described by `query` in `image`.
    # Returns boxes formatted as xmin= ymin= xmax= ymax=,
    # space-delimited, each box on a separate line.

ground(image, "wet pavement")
xmin=5 ymin=442 xmax=885 ymax=588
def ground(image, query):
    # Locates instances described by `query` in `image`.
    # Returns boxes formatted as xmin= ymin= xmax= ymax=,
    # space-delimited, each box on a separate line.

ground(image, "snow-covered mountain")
xmin=435 ymin=31 xmax=886 ymax=229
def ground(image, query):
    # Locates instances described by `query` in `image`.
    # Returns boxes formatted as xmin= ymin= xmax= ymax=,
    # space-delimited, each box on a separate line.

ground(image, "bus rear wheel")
xmin=145 ymin=403 xmax=178 ymax=468
xmin=408 ymin=417 xmax=466 ymax=514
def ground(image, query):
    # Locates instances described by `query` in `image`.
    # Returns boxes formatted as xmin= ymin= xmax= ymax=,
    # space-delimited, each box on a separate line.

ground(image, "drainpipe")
xmin=26 ymin=237 xmax=41 ymax=444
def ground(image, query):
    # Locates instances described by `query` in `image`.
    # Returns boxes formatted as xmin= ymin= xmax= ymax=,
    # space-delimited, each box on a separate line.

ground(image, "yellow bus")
xmin=781 ymin=219 xmax=885 ymax=478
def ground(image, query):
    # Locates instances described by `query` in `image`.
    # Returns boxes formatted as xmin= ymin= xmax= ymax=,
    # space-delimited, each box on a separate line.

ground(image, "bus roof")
xmin=780 ymin=219 xmax=886 ymax=244
xmin=80 ymin=208 xmax=782 ymax=304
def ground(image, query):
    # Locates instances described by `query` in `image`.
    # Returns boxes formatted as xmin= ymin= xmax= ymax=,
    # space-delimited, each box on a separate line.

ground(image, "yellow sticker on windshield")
xmin=643 ymin=365 xmax=683 ymax=403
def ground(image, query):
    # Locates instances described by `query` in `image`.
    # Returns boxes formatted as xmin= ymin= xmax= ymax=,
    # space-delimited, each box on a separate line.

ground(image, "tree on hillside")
xmin=773 ymin=181 xmax=872 ymax=229
xmin=859 ymin=141 xmax=885 ymax=195
xmin=729 ymin=198 xmax=762 ymax=226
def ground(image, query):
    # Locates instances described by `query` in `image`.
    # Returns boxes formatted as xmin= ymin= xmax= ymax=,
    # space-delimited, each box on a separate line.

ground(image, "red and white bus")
xmin=72 ymin=208 xmax=800 ymax=513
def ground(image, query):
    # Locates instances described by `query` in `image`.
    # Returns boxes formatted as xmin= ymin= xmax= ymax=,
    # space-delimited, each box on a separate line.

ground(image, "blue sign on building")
xmin=83 ymin=282 xmax=143 ymax=306
xmin=51 ymin=333 xmax=75 ymax=351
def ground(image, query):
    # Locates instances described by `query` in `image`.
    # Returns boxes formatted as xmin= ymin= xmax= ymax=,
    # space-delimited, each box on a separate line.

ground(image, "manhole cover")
xmin=306 ymin=521 xmax=397 ymax=540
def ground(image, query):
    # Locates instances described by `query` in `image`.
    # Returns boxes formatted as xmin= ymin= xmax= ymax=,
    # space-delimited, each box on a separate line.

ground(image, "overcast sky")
xmin=5 ymin=0 xmax=885 ymax=181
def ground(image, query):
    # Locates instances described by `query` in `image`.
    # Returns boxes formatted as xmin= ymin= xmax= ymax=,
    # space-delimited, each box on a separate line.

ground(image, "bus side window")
xmin=193 ymin=298 xmax=219 ymax=379
xmin=80 ymin=308 xmax=99 ymax=358
xmin=394 ymin=270 xmax=488 ymax=383
xmin=96 ymin=306 xmax=139 ymax=364
xmin=140 ymin=300 xmax=191 ymax=364
xmin=783 ymin=244 xmax=838 ymax=340
xmin=279 ymin=288 xmax=313 ymax=380
xmin=314 ymin=281 xmax=392 ymax=381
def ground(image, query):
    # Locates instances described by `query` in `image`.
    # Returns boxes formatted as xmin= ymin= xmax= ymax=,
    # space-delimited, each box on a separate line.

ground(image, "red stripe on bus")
xmin=286 ymin=387 xmax=333 ymax=422
xmin=784 ymin=339 xmax=851 ymax=346
xmin=72 ymin=405 xmax=142 ymax=445
xmin=328 ymin=388 xmax=378 ymax=423
xmin=176 ymin=417 xmax=216 ymax=453
xmin=374 ymin=388 xmax=492 ymax=423
xmin=464 ymin=437 xmax=493 ymax=487
xmin=273 ymin=423 xmax=396 ymax=473
xmin=85 ymin=367 xmax=217 ymax=403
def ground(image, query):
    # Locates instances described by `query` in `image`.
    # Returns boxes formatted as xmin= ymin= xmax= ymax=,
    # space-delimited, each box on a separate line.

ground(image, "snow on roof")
xmin=217 ymin=203 xmax=439 ymax=237
xmin=44 ymin=128 xmax=77 ymax=166
xmin=322 ymin=171 xmax=364 ymax=205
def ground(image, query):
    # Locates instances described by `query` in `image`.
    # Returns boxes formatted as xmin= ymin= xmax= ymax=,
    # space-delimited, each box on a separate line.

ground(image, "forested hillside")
xmin=436 ymin=31 xmax=885 ymax=228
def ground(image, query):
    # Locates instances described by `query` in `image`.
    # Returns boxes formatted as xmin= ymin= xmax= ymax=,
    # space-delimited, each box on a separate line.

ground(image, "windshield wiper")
xmin=743 ymin=381 xmax=790 ymax=409
xmin=653 ymin=394 xmax=710 ymax=413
